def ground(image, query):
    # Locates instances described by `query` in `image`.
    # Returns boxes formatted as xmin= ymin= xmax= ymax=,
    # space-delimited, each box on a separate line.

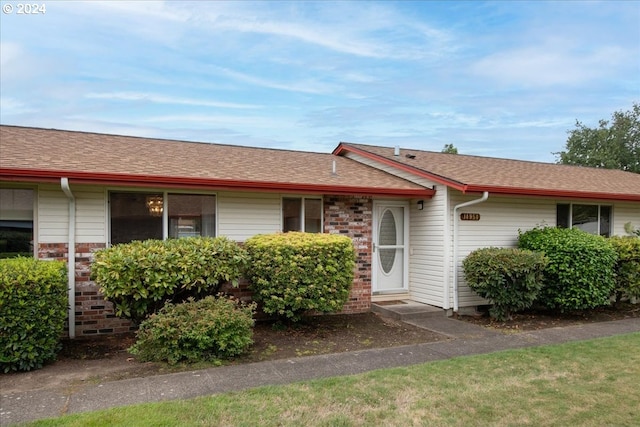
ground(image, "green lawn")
xmin=30 ymin=332 xmax=640 ymax=427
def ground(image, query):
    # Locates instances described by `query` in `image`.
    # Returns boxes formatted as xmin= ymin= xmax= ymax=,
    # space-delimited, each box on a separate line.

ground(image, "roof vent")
xmin=405 ymin=153 xmax=416 ymax=159
xmin=394 ymin=146 xmax=400 ymax=156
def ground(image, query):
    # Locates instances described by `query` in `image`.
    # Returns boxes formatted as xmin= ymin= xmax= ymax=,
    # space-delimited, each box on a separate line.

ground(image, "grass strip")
xmin=29 ymin=332 xmax=640 ymax=427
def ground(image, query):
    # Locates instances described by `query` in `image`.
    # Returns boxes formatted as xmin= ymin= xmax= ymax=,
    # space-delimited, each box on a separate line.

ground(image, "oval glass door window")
xmin=379 ymin=209 xmax=397 ymax=274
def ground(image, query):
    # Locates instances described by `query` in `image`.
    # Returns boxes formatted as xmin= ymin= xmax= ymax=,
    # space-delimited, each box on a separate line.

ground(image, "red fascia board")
xmin=464 ymin=184 xmax=640 ymax=202
xmin=333 ymin=144 xmax=466 ymax=190
xmin=0 ymin=168 xmax=433 ymax=198
xmin=334 ymin=144 xmax=640 ymax=202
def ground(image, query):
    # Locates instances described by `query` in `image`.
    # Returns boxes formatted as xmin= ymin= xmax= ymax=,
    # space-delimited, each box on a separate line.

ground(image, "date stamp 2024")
xmin=2 ymin=2 xmax=47 ymax=15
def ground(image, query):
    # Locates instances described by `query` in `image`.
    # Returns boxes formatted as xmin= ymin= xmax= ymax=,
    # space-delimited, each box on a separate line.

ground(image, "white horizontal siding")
xmin=217 ymin=192 xmax=281 ymax=241
xmin=612 ymin=202 xmax=640 ymax=236
xmin=37 ymin=185 xmax=68 ymax=243
xmin=36 ymin=186 xmax=291 ymax=244
xmin=74 ymin=187 xmax=107 ymax=243
xmin=409 ymin=185 xmax=448 ymax=307
xmin=451 ymin=193 xmax=556 ymax=308
xmin=37 ymin=185 xmax=107 ymax=244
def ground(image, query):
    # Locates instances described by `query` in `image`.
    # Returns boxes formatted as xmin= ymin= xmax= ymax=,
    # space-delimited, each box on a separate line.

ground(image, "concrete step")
xmin=371 ymin=300 xmax=446 ymax=321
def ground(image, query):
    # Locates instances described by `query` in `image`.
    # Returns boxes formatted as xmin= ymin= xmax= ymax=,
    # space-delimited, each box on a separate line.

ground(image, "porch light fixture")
xmin=146 ymin=195 xmax=163 ymax=217
xmin=417 ymin=200 xmax=424 ymax=210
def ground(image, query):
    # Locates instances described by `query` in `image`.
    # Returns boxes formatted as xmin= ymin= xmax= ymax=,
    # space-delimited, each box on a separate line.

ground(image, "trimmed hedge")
xmin=0 ymin=257 xmax=67 ymax=372
xmin=92 ymin=237 xmax=248 ymax=322
xmin=129 ymin=296 xmax=256 ymax=364
xmin=463 ymin=247 xmax=548 ymax=321
xmin=518 ymin=227 xmax=617 ymax=311
xmin=609 ymin=236 xmax=640 ymax=303
xmin=245 ymin=232 xmax=356 ymax=322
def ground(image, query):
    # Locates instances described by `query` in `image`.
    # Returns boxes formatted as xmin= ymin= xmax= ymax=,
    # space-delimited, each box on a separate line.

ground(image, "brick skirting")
xmin=38 ymin=242 xmax=135 ymax=336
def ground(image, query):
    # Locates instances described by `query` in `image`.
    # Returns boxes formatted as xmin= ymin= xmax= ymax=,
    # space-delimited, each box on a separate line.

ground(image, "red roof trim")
xmin=335 ymin=143 xmax=640 ymax=202
xmin=334 ymin=143 xmax=467 ymax=190
xmin=464 ymin=184 xmax=640 ymax=202
xmin=0 ymin=168 xmax=434 ymax=198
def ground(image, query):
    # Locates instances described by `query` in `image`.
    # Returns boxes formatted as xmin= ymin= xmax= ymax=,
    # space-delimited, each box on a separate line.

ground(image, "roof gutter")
xmin=60 ymin=178 xmax=76 ymax=339
xmin=452 ymin=191 xmax=489 ymax=313
xmin=0 ymin=168 xmax=433 ymax=198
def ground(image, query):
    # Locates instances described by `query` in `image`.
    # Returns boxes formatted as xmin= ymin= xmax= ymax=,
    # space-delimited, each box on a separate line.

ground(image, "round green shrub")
xmin=92 ymin=237 xmax=248 ymax=322
xmin=129 ymin=295 xmax=256 ymax=364
xmin=463 ymin=247 xmax=548 ymax=321
xmin=0 ymin=257 xmax=67 ymax=372
xmin=518 ymin=226 xmax=618 ymax=312
xmin=609 ymin=236 xmax=640 ymax=302
xmin=245 ymin=232 xmax=356 ymax=322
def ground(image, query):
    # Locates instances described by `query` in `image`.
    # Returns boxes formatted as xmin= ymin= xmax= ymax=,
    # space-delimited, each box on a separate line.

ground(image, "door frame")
xmin=372 ymin=200 xmax=410 ymax=294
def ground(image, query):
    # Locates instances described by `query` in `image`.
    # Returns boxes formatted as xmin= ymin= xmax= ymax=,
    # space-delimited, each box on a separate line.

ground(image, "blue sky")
xmin=1 ymin=1 xmax=638 ymax=162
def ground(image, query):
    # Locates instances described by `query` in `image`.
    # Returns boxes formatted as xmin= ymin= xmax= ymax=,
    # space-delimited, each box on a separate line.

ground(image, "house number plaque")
xmin=460 ymin=213 xmax=481 ymax=221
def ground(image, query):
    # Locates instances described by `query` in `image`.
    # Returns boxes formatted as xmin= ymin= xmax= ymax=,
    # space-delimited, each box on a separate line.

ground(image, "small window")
xmin=168 ymin=194 xmax=216 ymax=238
xmin=0 ymin=188 xmax=34 ymax=258
xmin=556 ymin=203 xmax=612 ymax=237
xmin=283 ymin=197 xmax=322 ymax=233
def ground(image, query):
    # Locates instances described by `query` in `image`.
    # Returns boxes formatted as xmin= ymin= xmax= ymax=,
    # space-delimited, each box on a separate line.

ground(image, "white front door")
xmin=372 ymin=202 xmax=409 ymax=293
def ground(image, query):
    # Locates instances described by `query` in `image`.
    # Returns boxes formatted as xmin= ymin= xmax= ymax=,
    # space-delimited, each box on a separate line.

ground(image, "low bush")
xmin=463 ymin=247 xmax=548 ymax=321
xmin=0 ymin=257 xmax=67 ymax=372
xmin=518 ymin=226 xmax=617 ymax=312
xmin=245 ymin=232 xmax=356 ymax=322
xmin=92 ymin=237 xmax=248 ymax=322
xmin=129 ymin=295 xmax=256 ymax=364
xmin=609 ymin=236 xmax=640 ymax=303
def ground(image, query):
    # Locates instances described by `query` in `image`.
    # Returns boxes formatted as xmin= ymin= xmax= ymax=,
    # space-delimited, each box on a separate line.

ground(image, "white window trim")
xmin=107 ymin=189 xmax=218 ymax=246
xmin=559 ymin=203 xmax=612 ymax=237
xmin=281 ymin=195 xmax=323 ymax=233
xmin=0 ymin=185 xmax=37 ymax=257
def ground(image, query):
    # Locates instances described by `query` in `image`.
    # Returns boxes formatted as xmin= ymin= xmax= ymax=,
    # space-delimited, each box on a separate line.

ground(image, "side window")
xmin=283 ymin=197 xmax=322 ymax=233
xmin=0 ymin=188 xmax=34 ymax=258
xmin=556 ymin=203 xmax=611 ymax=237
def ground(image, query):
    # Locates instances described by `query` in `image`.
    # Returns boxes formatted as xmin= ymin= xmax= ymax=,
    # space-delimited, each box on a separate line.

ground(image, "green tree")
xmin=441 ymin=144 xmax=458 ymax=154
xmin=555 ymin=103 xmax=640 ymax=173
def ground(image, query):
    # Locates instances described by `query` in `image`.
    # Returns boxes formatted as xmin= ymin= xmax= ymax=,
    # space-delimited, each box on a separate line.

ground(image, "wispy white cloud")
xmin=85 ymin=92 xmax=261 ymax=109
xmin=471 ymin=42 xmax=629 ymax=87
xmin=0 ymin=1 xmax=637 ymax=162
xmin=210 ymin=66 xmax=339 ymax=95
xmin=0 ymin=97 xmax=36 ymax=115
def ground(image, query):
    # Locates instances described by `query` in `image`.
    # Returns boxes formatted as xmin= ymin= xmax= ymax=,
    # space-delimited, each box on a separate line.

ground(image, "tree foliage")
xmin=441 ymin=144 xmax=458 ymax=154
xmin=555 ymin=103 xmax=640 ymax=173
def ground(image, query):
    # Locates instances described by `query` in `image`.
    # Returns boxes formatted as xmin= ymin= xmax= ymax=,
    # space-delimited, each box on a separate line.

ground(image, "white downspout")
xmin=61 ymin=178 xmax=76 ymax=339
xmin=452 ymin=191 xmax=488 ymax=313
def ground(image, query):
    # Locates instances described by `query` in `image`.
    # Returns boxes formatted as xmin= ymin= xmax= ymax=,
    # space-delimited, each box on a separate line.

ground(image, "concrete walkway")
xmin=2 ymin=308 xmax=640 ymax=425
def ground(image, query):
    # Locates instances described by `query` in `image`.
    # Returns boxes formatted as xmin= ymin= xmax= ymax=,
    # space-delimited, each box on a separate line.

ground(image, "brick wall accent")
xmin=324 ymin=195 xmax=373 ymax=314
xmin=38 ymin=243 xmax=135 ymax=337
